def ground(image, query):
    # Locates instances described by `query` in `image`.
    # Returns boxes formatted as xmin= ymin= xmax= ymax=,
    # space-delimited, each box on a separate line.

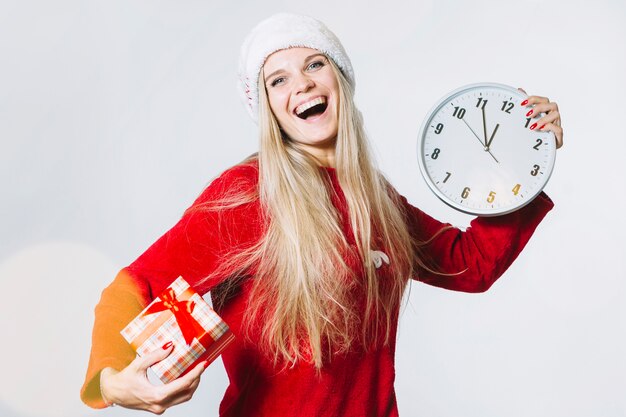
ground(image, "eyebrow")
xmin=263 ymin=53 xmax=327 ymax=84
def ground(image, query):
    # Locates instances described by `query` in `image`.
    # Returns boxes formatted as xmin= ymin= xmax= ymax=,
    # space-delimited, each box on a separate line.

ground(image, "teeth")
xmin=295 ymin=97 xmax=327 ymax=116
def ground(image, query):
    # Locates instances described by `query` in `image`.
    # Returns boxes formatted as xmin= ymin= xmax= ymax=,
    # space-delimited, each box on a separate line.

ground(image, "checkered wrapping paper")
xmin=121 ymin=276 xmax=235 ymax=383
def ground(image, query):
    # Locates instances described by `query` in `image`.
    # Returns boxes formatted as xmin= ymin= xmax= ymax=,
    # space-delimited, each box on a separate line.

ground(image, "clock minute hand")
xmin=481 ymin=106 xmax=488 ymax=147
xmin=461 ymin=118 xmax=487 ymax=149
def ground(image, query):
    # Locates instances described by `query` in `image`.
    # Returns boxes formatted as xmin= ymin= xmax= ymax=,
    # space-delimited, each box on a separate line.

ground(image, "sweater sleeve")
xmin=80 ymin=163 xmax=261 ymax=408
xmin=402 ymin=192 xmax=554 ymax=293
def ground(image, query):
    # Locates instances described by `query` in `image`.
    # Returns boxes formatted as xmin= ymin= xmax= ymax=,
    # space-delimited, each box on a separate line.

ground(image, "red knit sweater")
xmin=80 ymin=161 xmax=554 ymax=416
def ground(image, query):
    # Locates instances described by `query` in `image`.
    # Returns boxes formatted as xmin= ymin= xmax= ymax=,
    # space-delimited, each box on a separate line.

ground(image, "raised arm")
xmin=402 ymin=193 xmax=554 ymax=293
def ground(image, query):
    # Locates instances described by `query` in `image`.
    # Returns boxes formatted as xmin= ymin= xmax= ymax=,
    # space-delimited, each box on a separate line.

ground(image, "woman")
xmin=80 ymin=13 xmax=563 ymax=416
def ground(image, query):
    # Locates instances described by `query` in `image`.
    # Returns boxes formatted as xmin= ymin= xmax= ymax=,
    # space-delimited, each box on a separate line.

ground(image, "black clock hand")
xmin=461 ymin=118 xmax=500 ymax=163
xmin=481 ymin=106 xmax=488 ymax=147
xmin=461 ymin=118 xmax=487 ymax=148
xmin=487 ymin=123 xmax=500 ymax=148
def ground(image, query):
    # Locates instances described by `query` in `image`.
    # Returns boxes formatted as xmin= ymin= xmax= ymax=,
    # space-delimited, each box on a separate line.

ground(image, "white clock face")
xmin=417 ymin=83 xmax=556 ymax=216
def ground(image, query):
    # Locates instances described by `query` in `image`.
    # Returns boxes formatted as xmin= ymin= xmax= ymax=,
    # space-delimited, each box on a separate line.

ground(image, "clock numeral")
xmin=443 ymin=172 xmax=451 ymax=183
xmin=453 ymin=106 xmax=466 ymax=119
xmin=533 ymin=138 xmax=543 ymax=150
xmin=501 ymin=100 xmax=514 ymax=114
xmin=461 ymin=187 xmax=471 ymax=199
xmin=431 ymin=148 xmax=441 ymax=159
xmin=476 ymin=98 xmax=488 ymax=110
xmin=434 ymin=123 xmax=444 ymax=134
xmin=530 ymin=164 xmax=540 ymax=176
xmin=525 ymin=117 xmax=532 ymax=128
xmin=512 ymin=183 xmax=521 ymax=196
xmin=487 ymin=191 xmax=496 ymax=204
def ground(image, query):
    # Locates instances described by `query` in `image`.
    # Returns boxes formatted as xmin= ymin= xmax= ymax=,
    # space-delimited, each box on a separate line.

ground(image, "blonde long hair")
xmin=203 ymin=58 xmax=427 ymax=369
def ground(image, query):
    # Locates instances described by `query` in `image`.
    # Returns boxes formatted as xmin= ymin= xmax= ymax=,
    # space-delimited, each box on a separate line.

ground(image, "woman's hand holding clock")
xmin=518 ymin=88 xmax=564 ymax=149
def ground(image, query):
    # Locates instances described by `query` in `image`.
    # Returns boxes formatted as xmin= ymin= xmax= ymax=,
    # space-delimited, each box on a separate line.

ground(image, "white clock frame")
xmin=417 ymin=82 xmax=556 ymax=216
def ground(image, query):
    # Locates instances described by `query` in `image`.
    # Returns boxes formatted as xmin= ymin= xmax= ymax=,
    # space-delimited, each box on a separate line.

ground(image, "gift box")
xmin=121 ymin=276 xmax=235 ymax=383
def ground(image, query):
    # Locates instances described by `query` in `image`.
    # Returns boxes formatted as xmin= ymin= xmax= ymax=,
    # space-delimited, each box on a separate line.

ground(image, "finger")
xmin=151 ymin=360 xmax=207 ymax=404
xmin=521 ymin=95 xmax=550 ymax=107
xmin=527 ymin=108 xmax=560 ymax=130
xmin=539 ymin=123 xmax=564 ymax=148
xmin=159 ymin=387 xmax=197 ymax=411
xmin=532 ymin=110 xmax=560 ymax=128
xmin=162 ymin=360 xmax=208 ymax=396
xmin=154 ymin=361 xmax=208 ymax=410
xmin=134 ymin=341 xmax=175 ymax=372
xmin=525 ymin=102 xmax=559 ymax=119
xmin=529 ymin=102 xmax=559 ymax=116
xmin=160 ymin=375 xmax=203 ymax=409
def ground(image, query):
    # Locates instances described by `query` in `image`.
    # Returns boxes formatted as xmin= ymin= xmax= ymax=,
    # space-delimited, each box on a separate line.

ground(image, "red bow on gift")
xmin=144 ymin=288 xmax=206 ymax=345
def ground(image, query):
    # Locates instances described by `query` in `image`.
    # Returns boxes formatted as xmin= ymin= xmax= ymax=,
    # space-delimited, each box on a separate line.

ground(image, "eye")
xmin=307 ymin=60 xmax=325 ymax=71
xmin=270 ymin=76 xmax=286 ymax=87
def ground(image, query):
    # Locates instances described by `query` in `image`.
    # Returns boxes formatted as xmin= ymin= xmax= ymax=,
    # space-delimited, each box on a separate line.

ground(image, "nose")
xmin=294 ymin=73 xmax=315 ymax=94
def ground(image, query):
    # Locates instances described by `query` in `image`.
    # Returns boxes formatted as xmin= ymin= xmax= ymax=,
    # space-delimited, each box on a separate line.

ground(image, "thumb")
xmin=134 ymin=341 xmax=175 ymax=372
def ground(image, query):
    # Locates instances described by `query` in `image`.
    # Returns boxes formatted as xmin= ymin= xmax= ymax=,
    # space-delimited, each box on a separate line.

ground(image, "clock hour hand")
xmin=487 ymin=123 xmax=500 ymax=148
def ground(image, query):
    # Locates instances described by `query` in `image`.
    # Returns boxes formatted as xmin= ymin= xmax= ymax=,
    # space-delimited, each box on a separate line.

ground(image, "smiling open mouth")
xmin=295 ymin=97 xmax=328 ymax=120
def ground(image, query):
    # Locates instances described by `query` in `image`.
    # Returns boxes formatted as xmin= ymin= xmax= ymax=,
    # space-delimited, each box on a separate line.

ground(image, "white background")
xmin=1 ymin=1 xmax=624 ymax=416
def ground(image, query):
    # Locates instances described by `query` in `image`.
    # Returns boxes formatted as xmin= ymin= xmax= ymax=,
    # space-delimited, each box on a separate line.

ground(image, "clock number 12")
xmin=501 ymin=100 xmax=514 ymax=114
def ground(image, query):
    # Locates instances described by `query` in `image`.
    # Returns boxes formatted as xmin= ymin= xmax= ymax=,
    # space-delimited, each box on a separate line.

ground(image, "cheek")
xmin=266 ymin=95 xmax=293 ymax=134
xmin=267 ymin=90 xmax=289 ymax=116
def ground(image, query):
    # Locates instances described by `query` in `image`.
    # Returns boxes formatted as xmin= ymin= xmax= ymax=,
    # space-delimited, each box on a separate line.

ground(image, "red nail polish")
xmin=526 ymin=109 xmax=533 ymax=117
xmin=540 ymin=124 xmax=546 ymax=130
xmin=521 ymin=99 xmax=529 ymax=106
xmin=530 ymin=123 xmax=537 ymax=130
xmin=162 ymin=341 xmax=173 ymax=350
xmin=204 ymin=361 xmax=210 ymax=369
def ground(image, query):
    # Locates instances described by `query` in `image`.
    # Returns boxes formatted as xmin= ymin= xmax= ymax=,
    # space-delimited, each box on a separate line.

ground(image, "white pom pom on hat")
xmin=237 ymin=13 xmax=356 ymax=123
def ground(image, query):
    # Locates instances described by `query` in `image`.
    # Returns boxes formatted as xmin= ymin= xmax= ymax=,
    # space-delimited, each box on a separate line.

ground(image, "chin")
xmin=294 ymin=132 xmax=337 ymax=147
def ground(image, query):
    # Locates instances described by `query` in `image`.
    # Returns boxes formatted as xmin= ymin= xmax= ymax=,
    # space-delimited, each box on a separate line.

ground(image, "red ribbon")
xmin=143 ymin=287 xmax=206 ymax=345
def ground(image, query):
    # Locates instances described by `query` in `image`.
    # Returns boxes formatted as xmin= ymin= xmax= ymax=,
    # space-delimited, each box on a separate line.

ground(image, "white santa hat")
xmin=237 ymin=13 xmax=356 ymax=123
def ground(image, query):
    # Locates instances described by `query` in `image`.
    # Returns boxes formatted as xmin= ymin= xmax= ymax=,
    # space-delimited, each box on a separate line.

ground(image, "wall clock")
xmin=417 ymin=82 xmax=556 ymax=216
